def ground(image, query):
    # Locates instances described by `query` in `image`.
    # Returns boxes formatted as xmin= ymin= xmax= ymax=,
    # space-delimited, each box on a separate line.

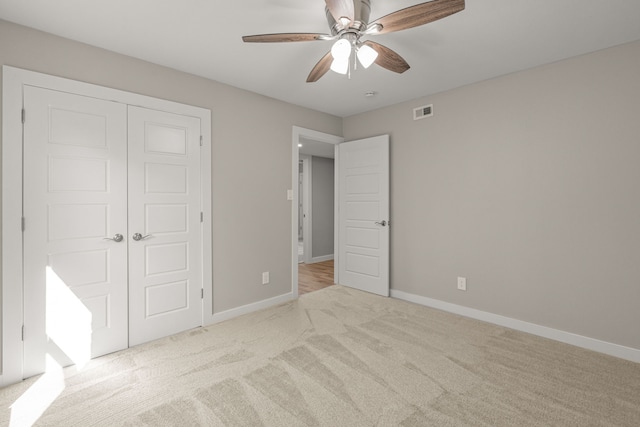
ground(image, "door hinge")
xmin=201 ymin=288 xmax=204 ymax=299
xmin=21 ymin=217 xmax=25 ymax=232
xmin=200 ymin=135 xmax=203 ymax=147
xmin=21 ymin=108 xmax=25 ymax=124
xmin=21 ymin=325 xmax=25 ymax=341
xmin=200 ymin=212 xmax=203 ymax=223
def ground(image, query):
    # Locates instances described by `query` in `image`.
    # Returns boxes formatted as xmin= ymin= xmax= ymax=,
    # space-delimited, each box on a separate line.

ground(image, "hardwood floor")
xmin=298 ymin=260 xmax=334 ymax=295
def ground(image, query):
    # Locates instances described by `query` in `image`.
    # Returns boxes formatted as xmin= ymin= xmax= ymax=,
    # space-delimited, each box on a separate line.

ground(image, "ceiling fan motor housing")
xmin=326 ymin=0 xmax=371 ymax=35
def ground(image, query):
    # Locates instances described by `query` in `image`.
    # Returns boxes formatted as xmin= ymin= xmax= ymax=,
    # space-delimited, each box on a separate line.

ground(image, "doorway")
xmin=292 ymin=130 xmax=391 ymax=298
xmin=291 ymin=127 xmax=343 ymax=296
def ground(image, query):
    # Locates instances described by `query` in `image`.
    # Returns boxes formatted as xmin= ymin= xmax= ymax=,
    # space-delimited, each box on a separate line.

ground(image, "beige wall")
xmin=0 ymin=19 xmax=342 ymax=317
xmin=344 ymin=40 xmax=640 ymax=350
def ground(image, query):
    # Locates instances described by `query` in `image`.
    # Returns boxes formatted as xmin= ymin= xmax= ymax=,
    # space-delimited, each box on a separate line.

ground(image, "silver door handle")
xmin=132 ymin=233 xmax=151 ymax=241
xmin=375 ymin=220 xmax=387 ymax=227
xmin=103 ymin=233 xmax=124 ymax=242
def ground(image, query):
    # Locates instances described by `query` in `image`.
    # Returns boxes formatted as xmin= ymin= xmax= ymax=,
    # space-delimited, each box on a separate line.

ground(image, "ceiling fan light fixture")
xmin=331 ymin=38 xmax=352 ymax=59
xmin=242 ymin=0 xmax=466 ymax=82
xmin=357 ymin=44 xmax=378 ymax=68
xmin=330 ymin=57 xmax=349 ymax=74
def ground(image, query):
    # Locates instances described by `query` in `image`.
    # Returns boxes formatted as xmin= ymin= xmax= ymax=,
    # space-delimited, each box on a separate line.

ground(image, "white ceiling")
xmin=2 ymin=0 xmax=640 ymax=117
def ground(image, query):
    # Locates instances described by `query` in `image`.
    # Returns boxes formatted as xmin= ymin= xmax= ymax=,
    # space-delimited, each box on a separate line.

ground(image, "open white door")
xmin=337 ymin=135 xmax=389 ymax=296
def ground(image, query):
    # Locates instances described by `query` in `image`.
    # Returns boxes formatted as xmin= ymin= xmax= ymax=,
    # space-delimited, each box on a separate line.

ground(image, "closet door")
xmin=127 ymin=106 xmax=203 ymax=346
xmin=22 ymin=86 xmax=129 ymax=377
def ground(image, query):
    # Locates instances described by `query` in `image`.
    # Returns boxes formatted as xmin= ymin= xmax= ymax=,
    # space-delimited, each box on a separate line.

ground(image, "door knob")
xmin=132 ymin=233 xmax=151 ymax=241
xmin=375 ymin=220 xmax=387 ymax=227
xmin=103 ymin=233 xmax=124 ymax=242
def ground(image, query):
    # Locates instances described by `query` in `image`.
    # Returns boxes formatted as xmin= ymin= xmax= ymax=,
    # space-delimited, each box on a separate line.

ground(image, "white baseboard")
xmin=390 ymin=289 xmax=640 ymax=363
xmin=207 ymin=292 xmax=295 ymax=325
xmin=309 ymin=254 xmax=334 ymax=264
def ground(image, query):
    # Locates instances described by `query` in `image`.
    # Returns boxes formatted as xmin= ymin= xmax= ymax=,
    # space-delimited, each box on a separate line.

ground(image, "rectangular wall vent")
xmin=413 ymin=104 xmax=433 ymax=120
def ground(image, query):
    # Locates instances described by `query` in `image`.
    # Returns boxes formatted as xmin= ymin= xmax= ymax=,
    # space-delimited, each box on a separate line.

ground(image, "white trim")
xmin=2 ymin=66 xmax=26 ymax=387
xmin=309 ymin=255 xmax=334 ymax=264
xmin=391 ymin=289 xmax=640 ymax=363
xmin=1 ymin=66 xmax=213 ymax=386
xmin=291 ymin=127 xmax=343 ymax=299
xmin=209 ymin=292 xmax=295 ymax=325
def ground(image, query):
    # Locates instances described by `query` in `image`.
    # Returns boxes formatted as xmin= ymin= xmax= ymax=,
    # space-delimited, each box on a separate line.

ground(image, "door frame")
xmin=291 ymin=127 xmax=342 ymax=297
xmin=1 ymin=66 xmax=213 ymax=387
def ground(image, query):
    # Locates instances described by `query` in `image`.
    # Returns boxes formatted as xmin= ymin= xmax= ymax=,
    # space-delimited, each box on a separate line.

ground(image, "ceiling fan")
xmin=242 ymin=0 xmax=465 ymax=82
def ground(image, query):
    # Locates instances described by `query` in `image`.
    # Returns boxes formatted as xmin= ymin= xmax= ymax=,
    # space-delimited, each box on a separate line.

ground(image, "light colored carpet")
xmin=2 ymin=285 xmax=640 ymax=426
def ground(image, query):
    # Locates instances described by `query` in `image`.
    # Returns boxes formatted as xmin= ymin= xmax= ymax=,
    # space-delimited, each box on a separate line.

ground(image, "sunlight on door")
xmin=46 ymin=266 xmax=93 ymax=369
xmin=10 ymin=267 xmax=93 ymax=426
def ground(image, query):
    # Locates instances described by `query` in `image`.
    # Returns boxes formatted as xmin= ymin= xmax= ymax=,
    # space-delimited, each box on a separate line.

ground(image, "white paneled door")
xmin=338 ymin=135 xmax=390 ymax=297
xmin=127 ymin=106 xmax=202 ymax=346
xmin=22 ymin=87 xmax=203 ymax=378
xmin=23 ymin=86 xmax=129 ymax=377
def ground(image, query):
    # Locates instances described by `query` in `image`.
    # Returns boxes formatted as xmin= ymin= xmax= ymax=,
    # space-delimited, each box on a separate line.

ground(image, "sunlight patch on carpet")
xmin=10 ymin=355 xmax=65 ymax=427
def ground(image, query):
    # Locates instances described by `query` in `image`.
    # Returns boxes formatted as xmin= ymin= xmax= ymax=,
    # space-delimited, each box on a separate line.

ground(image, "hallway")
xmin=298 ymin=260 xmax=334 ymax=295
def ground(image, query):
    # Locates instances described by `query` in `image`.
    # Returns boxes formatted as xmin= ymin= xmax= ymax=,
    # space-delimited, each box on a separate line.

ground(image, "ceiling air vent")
xmin=413 ymin=104 xmax=433 ymax=120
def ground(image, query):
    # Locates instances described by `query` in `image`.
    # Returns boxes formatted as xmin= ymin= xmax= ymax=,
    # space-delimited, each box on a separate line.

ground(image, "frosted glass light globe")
xmin=331 ymin=39 xmax=352 ymax=60
xmin=357 ymin=44 xmax=378 ymax=69
xmin=330 ymin=57 xmax=349 ymax=74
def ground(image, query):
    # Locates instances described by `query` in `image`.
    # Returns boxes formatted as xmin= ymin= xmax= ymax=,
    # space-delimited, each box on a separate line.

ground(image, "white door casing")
xmin=127 ymin=106 xmax=203 ymax=346
xmin=22 ymin=86 xmax=129 ymax=377
xmin=337 ymin=135 xmax=390 ymax=297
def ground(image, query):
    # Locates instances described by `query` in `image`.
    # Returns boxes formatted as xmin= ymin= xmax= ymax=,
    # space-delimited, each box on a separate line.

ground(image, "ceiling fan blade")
xmin=370 ymin=0 xmax=465 ymax=35
xmin=307 ymin=52 xmax=333 ymax=83
xmin=363 ymin=41 xmax=410 ymax=74
xmin=242 ymin=33 xmax=329 ymax=43
xmin=325 ymin=0 xmax=355 ymax=26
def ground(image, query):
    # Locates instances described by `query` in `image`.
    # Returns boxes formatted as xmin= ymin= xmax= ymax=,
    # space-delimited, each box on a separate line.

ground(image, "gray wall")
xmin=0 ymin=19 xmax=342 ymax=320
xmin=311 ymin=156 xmax=334 ymax=258
xmin=343 ymin=40 xmax=640 ymax=350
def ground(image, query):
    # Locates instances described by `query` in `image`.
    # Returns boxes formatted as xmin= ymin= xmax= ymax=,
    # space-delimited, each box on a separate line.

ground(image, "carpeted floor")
xmin=2 ymin=285 xmax=640 ymax=426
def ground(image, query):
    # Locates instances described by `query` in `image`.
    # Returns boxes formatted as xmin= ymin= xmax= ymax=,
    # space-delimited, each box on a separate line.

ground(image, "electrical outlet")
xmin=457 ymin=277 xmax=467 ymax=291
xmin=262 ymin=271 xmax=270 ymax=285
